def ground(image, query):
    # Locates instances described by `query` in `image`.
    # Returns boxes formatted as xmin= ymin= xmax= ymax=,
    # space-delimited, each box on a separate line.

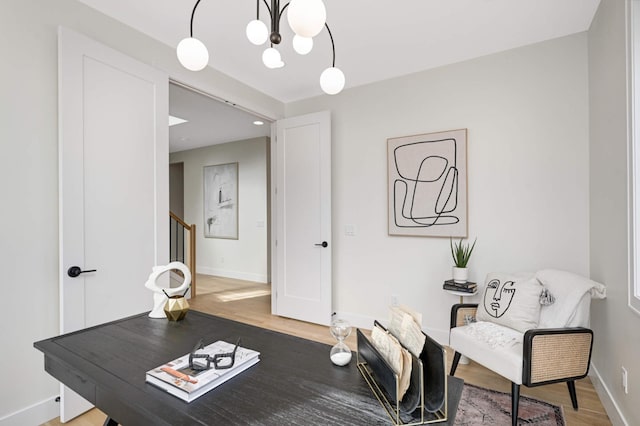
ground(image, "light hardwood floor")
xmin=43 ymin=274 xmax=610 ymax=426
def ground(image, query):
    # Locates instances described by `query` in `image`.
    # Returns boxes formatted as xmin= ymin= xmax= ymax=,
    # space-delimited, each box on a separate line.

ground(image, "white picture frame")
xmin=203 ymin=162 xmax=238 ymax=239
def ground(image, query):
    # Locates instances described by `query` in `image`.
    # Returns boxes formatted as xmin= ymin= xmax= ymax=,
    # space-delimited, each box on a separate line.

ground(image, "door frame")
xmin=270 ymin=111 xmax=332 ymax=324
xmin=169 ymin=79 xmax=276 ymax=287
xmin=58 ymin=26 xmax=170 ymax=421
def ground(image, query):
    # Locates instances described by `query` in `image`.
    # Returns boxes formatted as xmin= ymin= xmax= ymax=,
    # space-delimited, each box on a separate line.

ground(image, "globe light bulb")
xmin=320 ymin=67 xmax=345 ymax=95
xmin=176 ymin=37 xmax=209 ymax=71
xmin=246 ymin=19 xmax=269 ymax=45
xmin=287 ymin=0 xmax=326 ymax=38
xmin=262 ymin=47 xmax=284 ymax=69
xmin=292 ymin=35 xmax=313 ymax=55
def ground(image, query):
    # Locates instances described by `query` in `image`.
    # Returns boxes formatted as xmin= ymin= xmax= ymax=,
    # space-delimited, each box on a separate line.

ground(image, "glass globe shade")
xmin=262 ymin=47 xmax=283 ymax=69
xmin=176 ymin=37 xmax=209 ymax=71
xmin=246 ymin=19 xmax=268 ymax=45
xmin=287 ymin=0 xmax=326 ymax=38
xmin=292 ymin=35 xmax=313 ymax=55
xmin=320 ymin=67 xmax=345 ymax=95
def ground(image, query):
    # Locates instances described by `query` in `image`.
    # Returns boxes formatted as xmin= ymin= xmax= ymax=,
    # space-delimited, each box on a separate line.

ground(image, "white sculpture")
xmin=144 ymin=261 xmax=192 ymax=318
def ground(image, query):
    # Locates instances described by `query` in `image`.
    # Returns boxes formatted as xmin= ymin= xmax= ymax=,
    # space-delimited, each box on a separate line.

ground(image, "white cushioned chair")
xmin=448 ymin=269 xmax=606 ymax=426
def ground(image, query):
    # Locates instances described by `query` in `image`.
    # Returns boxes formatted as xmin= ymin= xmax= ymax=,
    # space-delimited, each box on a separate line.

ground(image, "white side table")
xmin=444 ymin=288 xmax=478 ymax=365
xmin=444 ymin=288 xmax=478 ymax=305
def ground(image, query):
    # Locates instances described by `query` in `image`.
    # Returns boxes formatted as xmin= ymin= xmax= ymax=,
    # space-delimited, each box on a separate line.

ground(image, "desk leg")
xmin=104 ymin=417 xmax=119 ymax=426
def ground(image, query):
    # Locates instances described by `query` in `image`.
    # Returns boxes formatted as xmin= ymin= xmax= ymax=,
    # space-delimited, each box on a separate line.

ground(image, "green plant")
xmin=450 ymin=237 xmax=477 ymax=268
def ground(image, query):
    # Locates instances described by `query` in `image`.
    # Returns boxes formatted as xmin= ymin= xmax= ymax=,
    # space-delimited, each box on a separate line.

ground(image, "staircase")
xmin=169 ymin=211 xmax=197 ymax=296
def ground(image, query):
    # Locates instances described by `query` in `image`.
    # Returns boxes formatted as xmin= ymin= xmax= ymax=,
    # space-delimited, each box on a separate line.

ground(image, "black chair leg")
xmin=511 ymin=382 xmax=520 ymax=426
xmin=450 ymin=351 xmax=462 ymax=376
xmin=103 ymin=418 xmax=119 ymax=426
xmin=567 ymin=380 xmax=578 ymax=410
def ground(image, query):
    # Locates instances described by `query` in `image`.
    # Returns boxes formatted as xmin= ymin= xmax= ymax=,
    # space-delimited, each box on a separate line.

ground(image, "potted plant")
xmin=450 ymin=237 xmax=477 ymax=283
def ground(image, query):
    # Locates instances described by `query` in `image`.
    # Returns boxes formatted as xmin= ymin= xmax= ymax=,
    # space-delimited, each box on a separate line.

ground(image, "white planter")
xmin=452 ymin=267 xmax=468 ymax=284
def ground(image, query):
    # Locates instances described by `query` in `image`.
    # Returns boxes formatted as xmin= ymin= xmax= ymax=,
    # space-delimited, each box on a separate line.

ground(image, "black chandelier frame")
xmin=186 ymin=0 xmax=337 ymax=68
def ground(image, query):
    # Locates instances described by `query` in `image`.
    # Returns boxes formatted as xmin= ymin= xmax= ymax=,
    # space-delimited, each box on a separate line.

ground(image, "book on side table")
xmin=442 ymin=279 xmax=477 ymax=293
xmin=146 ymin=340 xmax=260 ymax=402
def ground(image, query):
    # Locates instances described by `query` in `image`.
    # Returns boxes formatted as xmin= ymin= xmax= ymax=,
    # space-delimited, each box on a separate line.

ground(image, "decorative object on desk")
xmin=146 ymin=339 xmax=260 ymax=402
xmin=387 ymin=129 xmax=468 ymax=238
xmin=144 ymin=261 xmax=192 ymax=319
xmin=329 ymin=317 xmax=352 ymax=366
xmin=357 ymin=318 xmax=449 ymax=423
xmin=164 ymin=293 xmax=190 ymax=321
xmin=455 ymin=383 xmax=565 ymax=426
xmin=450 ymin=237 xmax=476 ymax=283
xmin=204 ymin=162 xmax=238 ymax=239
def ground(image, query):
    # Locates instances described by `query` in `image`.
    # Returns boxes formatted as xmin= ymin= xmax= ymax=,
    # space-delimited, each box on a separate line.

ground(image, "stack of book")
xmin=146 ymin=340 xmax=260 ymax=402
xmin=442 ymin=279 xmax=477 ymax=293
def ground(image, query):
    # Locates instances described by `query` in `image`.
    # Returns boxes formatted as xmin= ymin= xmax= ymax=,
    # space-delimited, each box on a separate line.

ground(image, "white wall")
xmin=286 ymin=33 xmax=591 ymax=342
xmin=170 ymin=137 xmax=269 ymax=283
xmin=0 ymin=0 xmax=282 ymax=423
xmin=589 ymin=0 xmax=640 ymax=425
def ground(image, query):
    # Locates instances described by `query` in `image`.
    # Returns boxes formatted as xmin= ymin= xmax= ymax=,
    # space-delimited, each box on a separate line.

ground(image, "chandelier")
xmin=176 ymin=0 xmax=345 ymax=95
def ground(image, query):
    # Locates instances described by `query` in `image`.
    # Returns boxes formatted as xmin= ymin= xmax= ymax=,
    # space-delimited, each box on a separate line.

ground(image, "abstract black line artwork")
xmin=387 ymin=129 xmax=467 ymax=237
xmin=204 ymin=162 xmax=238 ymax=239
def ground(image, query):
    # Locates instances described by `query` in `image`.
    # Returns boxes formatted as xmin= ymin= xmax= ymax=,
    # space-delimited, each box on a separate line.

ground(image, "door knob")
xmin=67 ymin=266 xmax=97 ymax=278
xmin=314 ymin=241 xmax=328 ymax=248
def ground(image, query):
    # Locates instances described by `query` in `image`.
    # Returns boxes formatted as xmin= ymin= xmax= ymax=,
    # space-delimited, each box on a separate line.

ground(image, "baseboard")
xmin=197 ymin=266 xmax=267 ymax=283
xmin=589 ymin=364 xmax=629 ymax=426
xmin=0 ymin=396 xmax=58 ymax=426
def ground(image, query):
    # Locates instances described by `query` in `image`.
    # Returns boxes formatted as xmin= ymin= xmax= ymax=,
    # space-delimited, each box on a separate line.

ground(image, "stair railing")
xmin=169 ymin=211 xmax=197 ymax=297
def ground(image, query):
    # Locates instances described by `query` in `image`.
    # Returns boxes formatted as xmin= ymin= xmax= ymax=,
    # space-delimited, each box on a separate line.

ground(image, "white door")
xmin=58 ymin=27 xmax=168 ymax=422
xmin=272 ymin=111 xmax=332 ymax=326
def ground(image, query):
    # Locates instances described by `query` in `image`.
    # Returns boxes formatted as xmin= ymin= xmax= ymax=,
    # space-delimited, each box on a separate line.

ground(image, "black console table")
xmin=35 ymin=311 xmax=462 ymax=425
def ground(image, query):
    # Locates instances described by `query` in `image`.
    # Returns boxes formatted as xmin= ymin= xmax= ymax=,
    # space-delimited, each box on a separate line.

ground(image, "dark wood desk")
xmin=35 ymin=311 xmax=461 ymax=425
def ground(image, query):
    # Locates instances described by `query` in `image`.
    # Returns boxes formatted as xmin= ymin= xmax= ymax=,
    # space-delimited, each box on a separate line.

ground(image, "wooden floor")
xmin=43 ymin=274 xmax=610 ymax=426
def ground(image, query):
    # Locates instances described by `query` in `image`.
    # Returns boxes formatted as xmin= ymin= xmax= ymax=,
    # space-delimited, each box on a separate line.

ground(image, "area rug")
xmin=455 ymin=383 xmax=565 ymax=426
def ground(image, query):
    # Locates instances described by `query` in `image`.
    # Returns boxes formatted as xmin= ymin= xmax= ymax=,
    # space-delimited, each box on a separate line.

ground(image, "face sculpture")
xmin=483 ymin=279 xmax=516 ymax=318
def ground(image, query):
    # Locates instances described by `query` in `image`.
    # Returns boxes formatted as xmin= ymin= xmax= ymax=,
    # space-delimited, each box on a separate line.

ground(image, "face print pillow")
xmin=475 ymin=273 xmax=543 ymax=333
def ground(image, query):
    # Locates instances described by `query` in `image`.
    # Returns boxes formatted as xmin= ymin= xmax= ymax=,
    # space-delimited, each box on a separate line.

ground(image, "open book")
xmin=146 ymin=340 xmax=260 ymax=402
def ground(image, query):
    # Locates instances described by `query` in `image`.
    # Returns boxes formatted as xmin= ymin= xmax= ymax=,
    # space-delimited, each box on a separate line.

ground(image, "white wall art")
xmin=388 ymin=129 xmax=467 ymax=237
xmin=204 ymin=162 xmax=238 ymax=239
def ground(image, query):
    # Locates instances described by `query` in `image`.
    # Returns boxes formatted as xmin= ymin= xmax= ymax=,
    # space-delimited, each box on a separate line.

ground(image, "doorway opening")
xmin=168 ymin=81 xmax=272 ymax=308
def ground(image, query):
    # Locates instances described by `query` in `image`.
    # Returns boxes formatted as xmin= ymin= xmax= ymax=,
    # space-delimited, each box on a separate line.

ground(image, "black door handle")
xmin=314 ymin=241 xmax=328 ymax=248
xmin=67 ymin=266 xmax=97 ymax=278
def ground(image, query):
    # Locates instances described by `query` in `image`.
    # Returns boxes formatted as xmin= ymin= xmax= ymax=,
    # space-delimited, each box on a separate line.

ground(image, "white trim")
xmin=589 ymin=364 xmax=630 ymax=426
xmin=197 ymin=266 xmax=268 ymax=283
xmin=628 ymin=0 xmax=640 ymax=316
xmin=0 ymin=396 xmax=59 ymax=426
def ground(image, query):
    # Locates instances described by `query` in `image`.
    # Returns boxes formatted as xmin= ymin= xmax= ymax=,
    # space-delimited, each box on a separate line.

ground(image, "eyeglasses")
xmin=189 ymin=338 xmax=241 ymax=371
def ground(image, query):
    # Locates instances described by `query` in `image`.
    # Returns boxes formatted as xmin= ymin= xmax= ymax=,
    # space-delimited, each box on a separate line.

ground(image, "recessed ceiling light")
xmin=253 ymin=120 xmax=264 ymax=126
xmin=169 ymin=115 xmax=188 ymax=126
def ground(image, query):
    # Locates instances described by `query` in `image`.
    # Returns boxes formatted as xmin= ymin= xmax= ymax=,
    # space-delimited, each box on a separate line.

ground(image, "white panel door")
xmin=58 ymin=27 xmax=168 ymax=422
xmin=273 ymin=111 xmax=331 ymax=325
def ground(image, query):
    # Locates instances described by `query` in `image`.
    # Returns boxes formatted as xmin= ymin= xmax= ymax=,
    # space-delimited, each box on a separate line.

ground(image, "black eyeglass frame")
xmin=189 ymin=338 xmax=241 ymax=371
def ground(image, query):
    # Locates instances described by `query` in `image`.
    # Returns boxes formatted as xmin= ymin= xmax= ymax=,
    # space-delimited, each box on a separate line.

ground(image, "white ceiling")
xmin=78 ymin=0 xmax=600 ymax=153
xmin=77 ymin=0 xmax=600 ymax=103
xmin=169 ymin=83 xmax=270 ymax=153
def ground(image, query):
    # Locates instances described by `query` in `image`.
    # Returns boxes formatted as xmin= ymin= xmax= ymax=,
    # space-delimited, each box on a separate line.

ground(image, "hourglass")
xmin=329 ymin=318 xmax=352 ymax=366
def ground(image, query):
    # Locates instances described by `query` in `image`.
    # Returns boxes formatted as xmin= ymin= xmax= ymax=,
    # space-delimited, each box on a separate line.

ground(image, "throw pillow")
xmin=475 ymin=272 xmax=543 ymax=333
